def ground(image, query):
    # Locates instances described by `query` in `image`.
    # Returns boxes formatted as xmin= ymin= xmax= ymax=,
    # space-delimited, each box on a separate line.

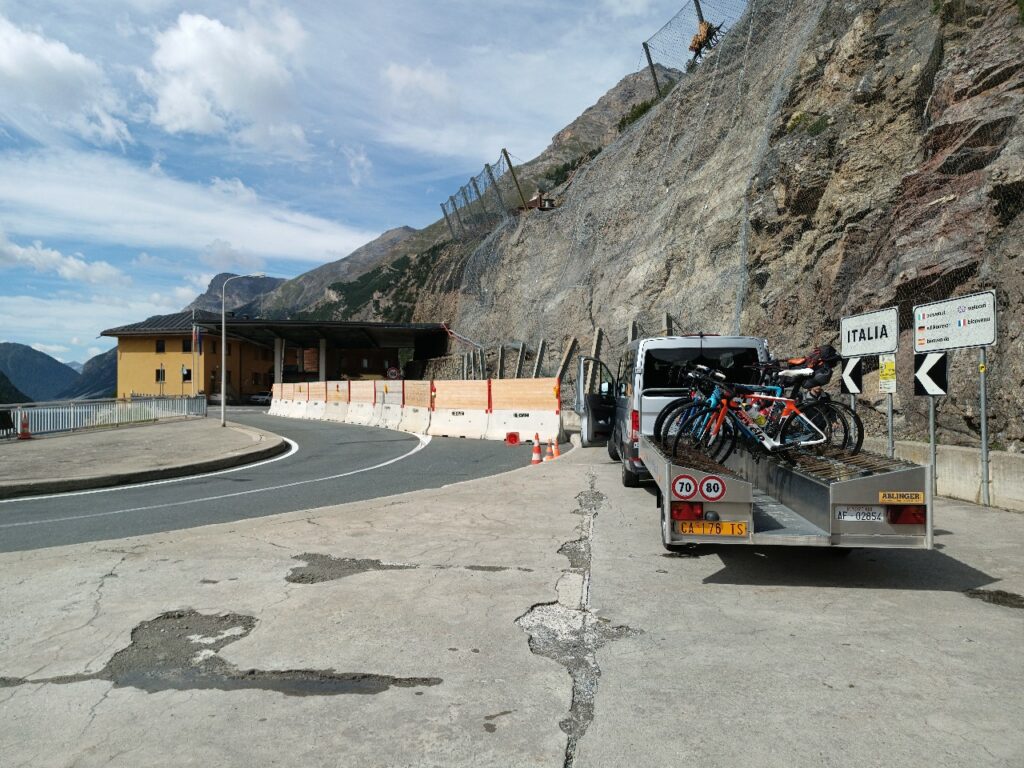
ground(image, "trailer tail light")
xmin=630 ymin=409 xmax=640 ymax=441
xmin=887 ymin=505 xmax=926 ymax=525
xmin=671 ymin=501 xmax=704 ymax=521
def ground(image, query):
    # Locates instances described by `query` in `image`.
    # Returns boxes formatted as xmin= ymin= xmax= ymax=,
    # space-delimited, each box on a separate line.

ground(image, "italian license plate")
xmin=676 ymin=521 xmax=748 ymax=537
xmin=835 ymin=505 xmax=885 ymax=522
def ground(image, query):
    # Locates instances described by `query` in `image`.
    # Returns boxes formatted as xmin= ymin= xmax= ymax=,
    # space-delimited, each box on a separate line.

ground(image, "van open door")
xmin=574 ymin=355 xmax=616 ymax=447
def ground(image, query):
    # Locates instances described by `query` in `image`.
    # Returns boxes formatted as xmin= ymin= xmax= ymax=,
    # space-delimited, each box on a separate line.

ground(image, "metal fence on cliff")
xmin=439 ymin=150 xmax=530 ymax=242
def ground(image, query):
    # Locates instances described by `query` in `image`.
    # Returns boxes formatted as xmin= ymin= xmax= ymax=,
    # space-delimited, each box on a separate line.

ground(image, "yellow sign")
xmin=879 ymin=491 xmax=925 ymax=504
xmin=878 ymin=353 xmax=896 ymax=394
xmin=676 ymin=521 xmax=748 ymax=537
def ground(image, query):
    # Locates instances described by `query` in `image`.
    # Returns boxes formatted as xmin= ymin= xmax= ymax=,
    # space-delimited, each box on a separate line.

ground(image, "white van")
xmin=575 ymin=334 xmax=770 ymax=486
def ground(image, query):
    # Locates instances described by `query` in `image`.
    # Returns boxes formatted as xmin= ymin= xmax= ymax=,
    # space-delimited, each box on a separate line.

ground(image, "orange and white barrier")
xmin=346 ymin=381 xmax=378 ymax=426
xmin=267 ymin=377 xmax=564 ymax=443
xmin=427 ymin=380 xmax=489 ymax=439
xmin=484 ymin=378 xmax=561 ymax=445
xmin=399 ymin=380 xmax=432 ymax=433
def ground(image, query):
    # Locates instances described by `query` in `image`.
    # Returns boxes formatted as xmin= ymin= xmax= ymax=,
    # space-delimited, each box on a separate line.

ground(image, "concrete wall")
xmin=863 ymin=437 xmax=1024 ymax=512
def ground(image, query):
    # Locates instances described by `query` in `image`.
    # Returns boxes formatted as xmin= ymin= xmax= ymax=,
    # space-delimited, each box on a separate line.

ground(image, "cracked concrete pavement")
xmin=1 ymin=445 xmax=1023 ymax=767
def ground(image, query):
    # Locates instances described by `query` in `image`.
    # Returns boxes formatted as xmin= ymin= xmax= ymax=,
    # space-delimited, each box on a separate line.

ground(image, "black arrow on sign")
xmin=914 ymin=353 xmax=947 ymax=396
xmin=840 ymin=357 xmax=862 ymax=395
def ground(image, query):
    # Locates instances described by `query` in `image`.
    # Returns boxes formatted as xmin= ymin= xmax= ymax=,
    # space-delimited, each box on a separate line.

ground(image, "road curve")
xmin=0 ymin=412 xmax=534 ymax=553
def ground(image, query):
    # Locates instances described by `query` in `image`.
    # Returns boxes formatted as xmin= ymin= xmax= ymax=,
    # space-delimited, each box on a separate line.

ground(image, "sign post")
xmin=841 ymin=307 xmax=898 ymax=455
xmin=914 ymin=351 xmax=948 ymax=498
xmin=879 ymin=353 xmax=896 ymax=458
xmin=914 ymin=290 xmax=996 ymax=507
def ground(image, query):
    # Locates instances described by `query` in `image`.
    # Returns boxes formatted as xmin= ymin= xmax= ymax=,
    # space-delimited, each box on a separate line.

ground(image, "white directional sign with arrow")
xmin=914 ymin=353 xmax=948 ymax=396
xmin=840 ymin=357 xmax=862 ymax=395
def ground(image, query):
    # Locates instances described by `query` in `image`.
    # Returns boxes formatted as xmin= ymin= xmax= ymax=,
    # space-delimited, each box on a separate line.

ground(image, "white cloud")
xmin=383 ymin=62 xmax=455 ymax=104
xmin=0 ymin=15 xmax=130 ymax=146
xmin=31 ymin=342 xmax=70 ymax=357
xmin=0 ymin=149 xmax=378 ymax=262
xmin=86 ymin=346 xmax=106 ymax=358
xmin=0 ymin=231 xmax=130 ymax=285
xmin=600 ymin=0 xmax=654 ymax=17
xmin=142 ymin=10 xmax=307 ymax=154
xmin=343 ymin=146 xmax=372 ymax=187
xmin=199 ymin=239 xmax=262 ymax=272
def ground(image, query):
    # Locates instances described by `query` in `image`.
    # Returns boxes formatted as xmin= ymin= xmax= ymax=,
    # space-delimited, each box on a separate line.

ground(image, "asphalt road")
xmin=0 ymin=410 xmax=534 ymax=552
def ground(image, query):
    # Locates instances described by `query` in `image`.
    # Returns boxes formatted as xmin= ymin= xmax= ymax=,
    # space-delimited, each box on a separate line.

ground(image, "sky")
xmin=0 ymin=0 xmax=679 ymax=365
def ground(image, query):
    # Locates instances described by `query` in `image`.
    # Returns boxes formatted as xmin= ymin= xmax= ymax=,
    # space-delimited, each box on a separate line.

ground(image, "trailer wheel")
xmin=621 ymin=462 xmax=640 ymax=488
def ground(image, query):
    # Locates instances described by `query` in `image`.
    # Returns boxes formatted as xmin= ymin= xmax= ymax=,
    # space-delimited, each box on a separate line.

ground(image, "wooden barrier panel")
xmin=433 ymin=380 xmax=488 ymax=411
xmin=272 ymin=383 xmax=282 ymax=399
xmin=282 ymin=383 xmax=295 ymax=400
xmin=326 ymin=381 xmax=348 ymax=403
xmin=379 ymin=382 xmax=403 ymax=405
xmin=405 ymin=380 xmax=431 ymax=409
xmin=295 ymin=382 xmax=309 ymax=400
xmin=491 ymin=378 xmax=559 ymax=412
xmin=350 ymin=380 xmax=375 ymax=403
xmin=309 ymin=382 xmax=327 ymax=401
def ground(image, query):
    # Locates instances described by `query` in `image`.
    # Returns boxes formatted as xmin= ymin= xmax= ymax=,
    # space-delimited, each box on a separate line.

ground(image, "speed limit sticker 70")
xmin=699 ymin=475 xmax=727 ymax=501
xmin=671 ymin=474 xmax=698 ymax=500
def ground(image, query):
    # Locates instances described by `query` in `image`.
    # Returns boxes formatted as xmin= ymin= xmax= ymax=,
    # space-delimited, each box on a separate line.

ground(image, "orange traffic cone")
xmin=17 ymin=412 xmax=31 ymax=440
xmin=543 ymin=440 xmax=554 ymax=462
xmin=552 ymin=440 xmax=561 ymax=459
xmin=531 ymin=435 xmax=543 ymax=465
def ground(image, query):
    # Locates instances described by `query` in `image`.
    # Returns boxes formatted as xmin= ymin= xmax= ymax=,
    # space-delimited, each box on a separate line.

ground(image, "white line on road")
xmin=0 ymin=438 xmax=302 ymax=504
xmin=0 ymin=435 xmax=431 ymax=528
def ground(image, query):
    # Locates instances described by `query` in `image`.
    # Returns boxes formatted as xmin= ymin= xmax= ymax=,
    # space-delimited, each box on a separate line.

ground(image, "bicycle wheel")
xmin=827 ymin=401 xmax=864 ymax=454
xmin=809 ymin=401 xmax=853 ymax=453
xmin=779 ymin=406 xmax=831 ymax=457
xmin=672 ymin=404 xmax=737 ymax=464
xmin=656 ymin=397 xmax=701 ymax=445
xmin=655 ymin=399 xmax=696 ymax=442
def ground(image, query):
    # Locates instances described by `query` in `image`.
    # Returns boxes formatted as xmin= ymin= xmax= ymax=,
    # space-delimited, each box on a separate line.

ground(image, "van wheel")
xmin=621 ymin=462 xmax=640 ymax=488
xmin=607 ymin=432 xmax=620 ymax=462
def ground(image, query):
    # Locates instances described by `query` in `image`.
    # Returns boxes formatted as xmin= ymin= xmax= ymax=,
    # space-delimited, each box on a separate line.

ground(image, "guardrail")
xmin=0 ymin=396 xmax=207 ymax=439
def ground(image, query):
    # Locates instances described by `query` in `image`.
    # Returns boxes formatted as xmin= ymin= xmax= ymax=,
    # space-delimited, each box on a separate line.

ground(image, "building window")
xmin=226 ymin=342 xmax=232 ymax=357
xmin=182 ymin=338 xmax=192 ymax=353
xmin=155 ymin=368 xmax=166 ymax=382
xmin=182 ymin=368 xmax=192 ymax=382
xmin=212 ymin=341 xmax=218 ymax=355
xmin=155 ymin=339 xmax=165 ymax=354
xmin=226 ymin=371 xmax=232 ymax=384
xmin=251 ymin=372 xmax=260 ymax=386
xmin=362 ymin=358 xmax=369 ymax=369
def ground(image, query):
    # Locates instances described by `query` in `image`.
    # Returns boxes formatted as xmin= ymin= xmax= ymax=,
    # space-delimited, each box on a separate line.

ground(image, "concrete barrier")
xmin=485 ymin=378 xmax=562 ymax=443
xmin=378 ymin=381 xmax=404 ymax=430
xmin=346 ymin=381 xmax=379 ymax=426
xmin=307 ymin=401 xmax=326 ymax=420
xmin=864 ymin=437 xmax=1024 ymax=512
xmin=323 ymin=402 xmax=349 ymax=422
xmin=399 ymin=406 xmax=431 ymax=434
xmin=428 ymin=380 xmax=489 ymax=439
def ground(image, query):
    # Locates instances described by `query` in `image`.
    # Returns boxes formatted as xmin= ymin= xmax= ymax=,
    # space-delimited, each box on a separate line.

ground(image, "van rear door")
xmin=574 ymin=356 xmax=615 ymax=447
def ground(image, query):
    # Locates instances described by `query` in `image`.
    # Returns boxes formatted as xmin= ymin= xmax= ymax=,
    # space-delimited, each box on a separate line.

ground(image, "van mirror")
xmin=599 ymin=381 xmax=611 ymax=396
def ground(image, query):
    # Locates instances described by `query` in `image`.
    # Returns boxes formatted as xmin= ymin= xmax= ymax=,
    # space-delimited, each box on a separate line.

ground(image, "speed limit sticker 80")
xmin=699 ymin=475 xmax=727 ymax=501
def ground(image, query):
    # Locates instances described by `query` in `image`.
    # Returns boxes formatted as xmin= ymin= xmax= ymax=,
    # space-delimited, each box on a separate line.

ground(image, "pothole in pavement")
xmin=286 ymin=553 xmax=533 ymax=583
xmin=0 ymin=610 xmax=441 ymax=696
xmin=964 ymin=588 xmax=1024 ymax=609
xmin=516 ymin=475 xmax=642 ymax=768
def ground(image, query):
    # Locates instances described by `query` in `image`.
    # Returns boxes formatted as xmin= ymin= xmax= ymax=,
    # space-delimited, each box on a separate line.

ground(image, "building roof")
xmin=101 ymin=312 xmax=450 ymax=350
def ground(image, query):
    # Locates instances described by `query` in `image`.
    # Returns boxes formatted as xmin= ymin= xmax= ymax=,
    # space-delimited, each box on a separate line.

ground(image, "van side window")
xmin=618 ymin=352 xmax=635 ymax=397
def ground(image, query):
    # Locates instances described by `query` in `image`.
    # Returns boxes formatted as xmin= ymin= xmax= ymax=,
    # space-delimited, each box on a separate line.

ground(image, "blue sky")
xmin=0 ymin=0 xmax=678 ymax=364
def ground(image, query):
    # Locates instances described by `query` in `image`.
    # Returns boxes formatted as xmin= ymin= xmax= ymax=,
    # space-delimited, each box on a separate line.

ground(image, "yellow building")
xmin=102 ymin=311 xmax=449 ymax=402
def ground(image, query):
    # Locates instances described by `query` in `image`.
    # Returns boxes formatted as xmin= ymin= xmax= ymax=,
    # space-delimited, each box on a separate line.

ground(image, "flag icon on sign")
xmin=956 ymin=319 xmax=966 ymax=328
xmin=916 ymin=325 xmax=925 ymax=333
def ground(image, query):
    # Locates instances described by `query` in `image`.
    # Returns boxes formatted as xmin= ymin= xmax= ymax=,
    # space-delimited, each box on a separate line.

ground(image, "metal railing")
xmin=0 ymin=396 xmax=207 ymax=439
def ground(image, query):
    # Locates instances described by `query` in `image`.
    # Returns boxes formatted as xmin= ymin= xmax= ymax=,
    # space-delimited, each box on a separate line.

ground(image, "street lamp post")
xmin=221 ymin=272 xmax=265 ymax=427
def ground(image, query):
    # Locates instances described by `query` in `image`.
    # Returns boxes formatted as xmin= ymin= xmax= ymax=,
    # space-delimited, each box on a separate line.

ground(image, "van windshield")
xmin=642 ymin=346 xmax=762 ymax=390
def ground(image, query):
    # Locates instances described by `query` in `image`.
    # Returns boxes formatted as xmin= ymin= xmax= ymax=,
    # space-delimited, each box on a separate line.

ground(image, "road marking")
xmin=0 ymin=438 xmax=301 ymax=504
xmin=0 ymin=435 xmax=431 ymax=529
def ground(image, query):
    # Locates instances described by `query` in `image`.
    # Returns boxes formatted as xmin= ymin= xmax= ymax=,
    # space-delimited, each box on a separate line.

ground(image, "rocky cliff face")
xmin=409 ymin=0 xmax=1023 ymax=448
xmin=186 ymin=273 xmax=285 ymax=313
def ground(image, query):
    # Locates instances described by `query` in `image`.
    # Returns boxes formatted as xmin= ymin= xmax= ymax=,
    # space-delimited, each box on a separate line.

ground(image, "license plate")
xmin=675 ymin=521 xmax=748 ymax=536
xmin=835 ymin=505 xmax=885 ymax=522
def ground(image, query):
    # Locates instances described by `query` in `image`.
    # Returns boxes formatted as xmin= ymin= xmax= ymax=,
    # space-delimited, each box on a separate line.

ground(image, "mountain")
xmin=358 ymin=0 xmax=1022 ymax=448
xmin=235 ymin=226 xmax=424 ymax=319
xmin=57 ymin=348 xmax=117 ymax=400
xmin=0 ymin=370 xmax=31 ymax=404
xmin=185 ymin=273 xmax=286 ymax=313
xmin=66 ymin=361 xmax=84 ymax=373
xmin=0 ymin=343 xmax=80 ymax=402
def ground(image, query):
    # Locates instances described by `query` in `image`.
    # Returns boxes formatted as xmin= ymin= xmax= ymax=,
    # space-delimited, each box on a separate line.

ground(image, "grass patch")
xmin=786 ymin=110 xmax=830 ymax=136
xmin=543 ymin=148 xmax=601 ymax=187
xmin=617 ymin=97 xmax=661 ymax=132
